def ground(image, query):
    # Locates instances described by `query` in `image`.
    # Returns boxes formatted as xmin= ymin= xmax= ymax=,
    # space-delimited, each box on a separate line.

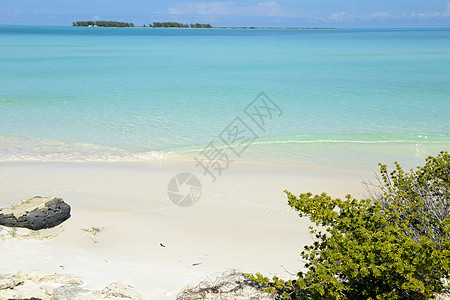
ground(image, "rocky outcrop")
xmin=0 ymin=225 xmax=58 ymax=241
xmin=0 ymin=270 xmax=143 ymax=300
xmin=103 ymin=282 xmax=144 ymax=299
xmin=0 ymin=274 xmax=21 ymax=290
xmin=0 ymin=197 xmax=70 ymax=230
xmin=17 ymin=270 xmax=83 ymax=286
xmin=177 ymin=270 xmax=275 ymax=300
xmin=52 ymin=285 xmax=102 ymax=300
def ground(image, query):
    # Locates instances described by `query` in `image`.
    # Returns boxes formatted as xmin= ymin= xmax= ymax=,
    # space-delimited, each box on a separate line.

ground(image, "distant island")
xmin=72 ymin=21 xmax=211 ymax=28
xmin=72 ymin=21 xmax=134 ymax=27
xmin=214 ymin=27 xmax=339 ymax=29
xmin=149 ymin=22 xmax=212 ymax=28
xmin=72 ymin=21 xmax=337 ymax=30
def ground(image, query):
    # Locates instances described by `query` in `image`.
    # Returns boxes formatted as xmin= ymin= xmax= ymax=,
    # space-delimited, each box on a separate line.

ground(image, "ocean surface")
xmin=0 ymin=26 xmax=449 ymax=169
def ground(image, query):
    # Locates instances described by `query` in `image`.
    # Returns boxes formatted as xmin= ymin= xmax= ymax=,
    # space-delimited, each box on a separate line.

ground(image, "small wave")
xmin=164 ymin=133 xmax=450 ymax=155
xmin=252 ymin=133 xmax=449 ymax=144
xmin=162 ymin=133 xmax=450 ymax=171
xmin=0 ymin=136 xmax=164 ymax=162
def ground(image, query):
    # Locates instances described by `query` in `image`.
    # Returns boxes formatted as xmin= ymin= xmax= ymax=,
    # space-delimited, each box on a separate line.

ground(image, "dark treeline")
xmin=150 ymin=22 xmax=212 ymax=28
xmin=73 ymin=21 xmax=134 ymax=27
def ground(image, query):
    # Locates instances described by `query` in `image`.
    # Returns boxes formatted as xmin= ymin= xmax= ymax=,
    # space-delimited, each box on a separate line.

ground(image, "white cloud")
xmin=167 ymin=1 xmax=449 ymax=23
xmin=364 ymin=12 xmax=392 ymax=20
xmin=255 ymin=1 xmax=284 ymax=17
xmin=167 ymin=1 xmax=294 ymax=17
xmin=3 ymin=11 xmax=23 ymax=18
xmin=321 ymin=6 xmax=448 ymax=23
xmin=168 ymin=2 xmax=235 ymax=16
xmin=406 ymin=11 xmax=441 ymax=19
xmin=444 ymin=2 xmax=450 ymax=17
xmin=393 ymin=2 xmax=450 ymax=20
xmin=0 ymin=11 xmax=23 ymax=22
xmin=320 ymin=12 xmax=353 ymax=22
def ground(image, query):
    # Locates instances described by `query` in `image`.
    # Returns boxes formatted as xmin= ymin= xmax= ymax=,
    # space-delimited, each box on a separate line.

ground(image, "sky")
xmin=1 ymin=0 xmax=450 ymax=27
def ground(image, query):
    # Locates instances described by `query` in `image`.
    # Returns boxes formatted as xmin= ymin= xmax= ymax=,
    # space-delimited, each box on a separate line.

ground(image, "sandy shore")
xmin=0 ymin=159 xmax=374 ymax=299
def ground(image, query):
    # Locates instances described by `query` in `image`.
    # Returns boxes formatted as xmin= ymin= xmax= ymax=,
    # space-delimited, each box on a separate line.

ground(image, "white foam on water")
xmin=0 ymin=136 xmax=164 ymax=162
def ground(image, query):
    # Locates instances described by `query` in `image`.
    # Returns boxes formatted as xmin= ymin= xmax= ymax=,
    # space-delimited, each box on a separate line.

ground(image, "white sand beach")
xmin=0 ymin=159 xmax=373 ymax=299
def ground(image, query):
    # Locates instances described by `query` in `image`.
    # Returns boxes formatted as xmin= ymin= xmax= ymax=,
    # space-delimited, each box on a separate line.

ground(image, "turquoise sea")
xmin=0 ymin=26 xmax=449 ymax=169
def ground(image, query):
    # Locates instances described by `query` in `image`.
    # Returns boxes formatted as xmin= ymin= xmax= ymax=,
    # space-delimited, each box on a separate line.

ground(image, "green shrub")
xmin=246 ymin=151 xmax=450 ymax=299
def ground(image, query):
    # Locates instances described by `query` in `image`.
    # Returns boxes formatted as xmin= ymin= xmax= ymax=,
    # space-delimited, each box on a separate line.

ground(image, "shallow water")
xmin=1 ymin=26 xmax=449 ymax=168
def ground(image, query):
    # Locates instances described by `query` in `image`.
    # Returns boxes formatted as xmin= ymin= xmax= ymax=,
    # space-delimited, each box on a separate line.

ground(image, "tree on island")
xmin=72 ymin=21 xmax=134 ymax=27
xmin=73 ymin=21 xmax=211 ymax=28
xmin=149 ymin=22 xmax=212 ymax=28
xmin=190 ymin=23 xmax=212 ymax=28
xmin=151 ymin=22 xmax=188 ymax=28
xmin=247 ymin=151 xmax=450 ymax=299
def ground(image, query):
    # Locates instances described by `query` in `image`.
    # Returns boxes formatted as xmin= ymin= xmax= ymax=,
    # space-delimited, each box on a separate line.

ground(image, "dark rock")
xmin=0 ymin=197 xmax=71 ymax=230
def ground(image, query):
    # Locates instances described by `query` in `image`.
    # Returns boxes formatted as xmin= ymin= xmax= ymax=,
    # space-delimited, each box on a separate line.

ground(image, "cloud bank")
xmin=321 ymin=2 xmax=450 ymax=23
xmin=167 ymin=1 xmax=294 ymax=17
